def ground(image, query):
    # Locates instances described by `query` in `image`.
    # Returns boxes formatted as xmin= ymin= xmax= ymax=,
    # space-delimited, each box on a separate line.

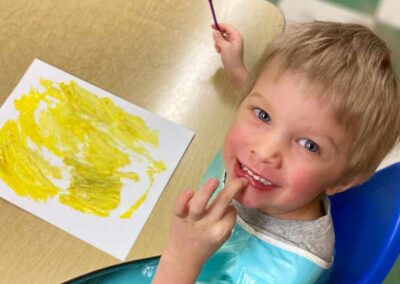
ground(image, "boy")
xmin=153 ymin=21 xmax=400 ymax=283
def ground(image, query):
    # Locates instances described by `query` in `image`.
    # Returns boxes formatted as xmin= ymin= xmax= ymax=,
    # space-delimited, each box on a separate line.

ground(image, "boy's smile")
xmin=235 ymin=160 xmax=278 ymax=191
xmin=223 ymin=64 xmax=355 ymax=221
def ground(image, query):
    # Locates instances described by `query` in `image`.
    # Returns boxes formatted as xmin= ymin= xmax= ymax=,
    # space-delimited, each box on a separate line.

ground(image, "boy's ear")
xmin=325 ymin=175 xmax=367 ymax=196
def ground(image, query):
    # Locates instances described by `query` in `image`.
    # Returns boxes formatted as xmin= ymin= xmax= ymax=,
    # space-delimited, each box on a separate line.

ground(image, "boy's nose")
xmin=251 ymin=134 xmax=283 ymax=168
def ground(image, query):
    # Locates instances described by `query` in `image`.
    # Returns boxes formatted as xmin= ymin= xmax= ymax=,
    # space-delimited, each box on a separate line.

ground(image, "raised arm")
xmin=212 ymin=23 xmax=249 ymax=89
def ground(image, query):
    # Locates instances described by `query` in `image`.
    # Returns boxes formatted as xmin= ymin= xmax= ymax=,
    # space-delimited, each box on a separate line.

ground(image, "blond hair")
xmin=242 ymin=21 xmax=400 ymax=183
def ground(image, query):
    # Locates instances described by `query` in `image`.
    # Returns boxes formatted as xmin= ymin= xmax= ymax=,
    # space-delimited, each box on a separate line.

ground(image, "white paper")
xmin=0 ymin=59 xmax=194 ymax=260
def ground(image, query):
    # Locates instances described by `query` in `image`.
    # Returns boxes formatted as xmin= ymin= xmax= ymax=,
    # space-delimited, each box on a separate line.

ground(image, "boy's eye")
xmin=298 ymin=138 xmax=320 ymax=154
xmin=254 ymin=108 xmax=271 ymax=123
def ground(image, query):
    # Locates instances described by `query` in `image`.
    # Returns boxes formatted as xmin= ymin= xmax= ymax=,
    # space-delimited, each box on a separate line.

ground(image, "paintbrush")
xmin=208 ymin=0 xmax=221 ymax=32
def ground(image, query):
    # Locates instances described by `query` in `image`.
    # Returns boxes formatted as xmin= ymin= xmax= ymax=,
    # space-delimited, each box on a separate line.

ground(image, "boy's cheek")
xmin=290 ymin=172 xmax=314 ymax=194
xmin=223 ymin=127 xmax=245 ymax=177
xmin=288 ymin=166 xmax=329 ymax=197
xmin=224 ymin=123 xmax=249 ymax=148
xmin=223 ymin=128 xmax=238 ymax=154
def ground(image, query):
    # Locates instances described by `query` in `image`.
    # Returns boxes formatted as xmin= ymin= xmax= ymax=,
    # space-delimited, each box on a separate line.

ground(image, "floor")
xmin=268 ymin=0 xmax=400 ymax=283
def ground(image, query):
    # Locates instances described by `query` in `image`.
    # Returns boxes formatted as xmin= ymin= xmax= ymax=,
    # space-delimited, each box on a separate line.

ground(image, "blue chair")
xmin=328 ymin=162 xmax=400 ymax=283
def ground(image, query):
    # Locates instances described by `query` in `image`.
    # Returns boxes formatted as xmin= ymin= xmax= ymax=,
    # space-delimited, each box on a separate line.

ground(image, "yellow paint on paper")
xmin=0 ymin=79 xmax=166 ymax=218
xmin=0 ymin=120 xmax=60 ymax=201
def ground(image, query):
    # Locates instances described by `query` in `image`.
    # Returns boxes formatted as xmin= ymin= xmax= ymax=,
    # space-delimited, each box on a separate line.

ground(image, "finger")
xmin=219 ymin=206 xmax=238 ymax=232
xmin=173 ymin=189 xmax=194 ymax=218
xmin=213 ymin=30 xmax=223 ymax=43
xmin=211 ymin=23 xmax=226 ymax=30
xmin=216 ymin=23 xmax=234 ymax=37
xmin=188 ymin=178 xmax=219 ymax=220
xmin=213 ymin=36 xmax=222 ymax=53
xmin=218 ymin=23 xmax=243 ymax=42
xmin=214 ymin=207 xmax=238 ymax=246
xmin=212 ymin=32 xmax=221 ymax=49
xmin=213 ymin=30 xmax=227 ymax=47
xmin=214 ymin=44 xmax=221 ymax=53
xmin=209 ymin=178 xmax=247 ymax=220
xmin=216 ymin=29 xmax=228 ymax=41
xmin=217 ymin=23 xmax=236 ymax=33
xmin=213 ymin=29 xmax=234 ymax=45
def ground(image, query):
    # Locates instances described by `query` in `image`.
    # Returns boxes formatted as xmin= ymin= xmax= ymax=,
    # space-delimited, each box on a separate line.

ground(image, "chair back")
xmin=328 ymin=163 xmax=400 ymax=283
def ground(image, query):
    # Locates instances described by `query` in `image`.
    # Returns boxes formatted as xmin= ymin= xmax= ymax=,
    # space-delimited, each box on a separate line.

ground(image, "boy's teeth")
xmin=241 ymin=165 xmax=272 ymax=186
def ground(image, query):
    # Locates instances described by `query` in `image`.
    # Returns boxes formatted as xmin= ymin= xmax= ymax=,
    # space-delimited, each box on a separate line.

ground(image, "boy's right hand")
xmin=153 ymin=177 xmax=248 ymax=284
xmin=212 ymin=23 xmax=249 ymax=89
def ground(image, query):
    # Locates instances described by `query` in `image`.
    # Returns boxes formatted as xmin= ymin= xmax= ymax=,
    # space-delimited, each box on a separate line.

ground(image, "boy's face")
xmin=223 ymin=66 xmax=353 ymax=220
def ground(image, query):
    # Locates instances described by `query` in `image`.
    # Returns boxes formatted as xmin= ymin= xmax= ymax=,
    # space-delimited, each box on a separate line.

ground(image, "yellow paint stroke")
xmin=0 ymin=120 xmax=61 ymax=201
xmin=0 ymin=79 xmax=166 ymax=218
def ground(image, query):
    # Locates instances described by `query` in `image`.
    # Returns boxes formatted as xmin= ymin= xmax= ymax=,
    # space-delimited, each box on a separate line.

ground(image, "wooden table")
xmin=0 ymin=0 xmax=284 ymax=282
